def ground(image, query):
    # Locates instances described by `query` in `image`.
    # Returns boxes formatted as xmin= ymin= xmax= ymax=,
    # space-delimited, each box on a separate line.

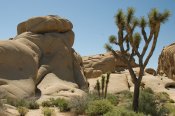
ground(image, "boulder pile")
xmin=0 ymin=15 xmax=87 ymax=101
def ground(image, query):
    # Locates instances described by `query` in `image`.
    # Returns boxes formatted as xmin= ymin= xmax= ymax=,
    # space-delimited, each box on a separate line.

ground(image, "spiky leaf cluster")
xmin=148 ymin=8 xmax=170 ymax=28
xmin=133 ymin=33 xmax=142 ymax=49
xmin=140 ymin=17 xmax=147 ymax=28
xmin=109 ymin=35 xmax=117 ymax=44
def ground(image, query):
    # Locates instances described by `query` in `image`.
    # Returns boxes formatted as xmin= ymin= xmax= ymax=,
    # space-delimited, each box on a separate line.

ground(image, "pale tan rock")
xmin=0 ymin=16 xmax=87 ymax=100
xmin=88 ymin=74 xmax=129 ymax=93
xmin=17 ymin=15 xmax=73 ymax=35
xmin=37 ymin=73 xmax=86 ymax=103
xmin=157 ymin=43 xmax=175 ymax=80
xmin=83 ymin=52 xmax=138 ymax=78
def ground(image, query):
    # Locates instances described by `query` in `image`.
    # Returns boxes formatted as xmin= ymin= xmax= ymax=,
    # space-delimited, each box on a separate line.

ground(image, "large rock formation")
xmin=82 ymin=52 xmax=138 ymax=78
xmin=0 ymin=15 xmax=87 ymax=100
xmin=157 ymin=43 xmax=175 ymax=80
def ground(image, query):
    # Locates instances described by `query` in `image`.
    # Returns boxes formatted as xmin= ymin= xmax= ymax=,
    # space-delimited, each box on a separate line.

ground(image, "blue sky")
xmin=0 ymin=0 xmax=174 ymax=69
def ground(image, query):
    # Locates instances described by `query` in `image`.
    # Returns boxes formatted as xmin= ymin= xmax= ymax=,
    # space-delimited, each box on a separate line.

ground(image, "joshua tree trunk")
xmin=133 ymin=81 xmax=140 ymax=112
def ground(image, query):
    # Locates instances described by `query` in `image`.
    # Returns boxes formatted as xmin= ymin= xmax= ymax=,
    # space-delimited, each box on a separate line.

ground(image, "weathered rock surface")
xmin=157 ymin=43 xmax=175 ymax=80
xmin=83 ymin=52 xmax=138 ymax=78
xmin=88 ymin=74 xmax=129 ymax=93
xmin=0 ymin=15 xmax=87 ymax=100
xmin=17 ymin=15 xmax=73 ymax=35
xmin=145 ymin=68 xmax=157 ymax=76
xmin=88 ymin=68 xmax=175 ymax=101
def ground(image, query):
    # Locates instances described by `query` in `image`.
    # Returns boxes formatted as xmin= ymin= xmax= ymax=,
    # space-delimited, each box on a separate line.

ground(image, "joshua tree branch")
xmin=141 ymin=29 xmax=154 ymax=57
xmin=143 ymin=23 xmax=160 ymax=68
xmin=110 ymin=49 xmax=137 ymax=82
xmin=141 ymin=27 xmax=147 ymax=42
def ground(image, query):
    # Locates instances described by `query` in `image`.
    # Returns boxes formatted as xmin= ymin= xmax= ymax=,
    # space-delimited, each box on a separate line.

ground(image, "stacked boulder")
xmin=0 ymin=15 xmax=87 ymax=100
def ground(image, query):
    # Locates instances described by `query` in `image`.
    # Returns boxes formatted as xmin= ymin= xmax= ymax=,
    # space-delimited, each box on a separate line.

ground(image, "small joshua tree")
xmin=95 ymin=73 xmax=111 ymax=98
xmin=96 ymin=80 xmax=101 ymax=97
xmin=105 ymin=7 xmax=170 ymax=112
xmin=101 ymin=75 xmax=105 ymax=97
xmin=105 ymin=73 xmax=110 ymax=98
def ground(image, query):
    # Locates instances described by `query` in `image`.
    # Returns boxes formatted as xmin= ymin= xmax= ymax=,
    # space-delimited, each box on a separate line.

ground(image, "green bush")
xmin=116 ymin=90 xmax=132 ymax=109
xmin=106 ymin=94 xmax=119 ymax=106
xmin=6 ymin=98 xmax=28 ymax=108
xmin=42 ymin=100 xmax=53 ymax=107
xmin=42 ymin=107 xmax=55 ymax=116
xmin=51 ymin=98 xmax=70 ymax=112
xmin=69 ymin=96 xmax=87 ymax=115
xmin=117 ymin=90 xmax=133 ymax=99
xmin=139 ymin=88 xmax=157 ymax=115
xmin=143 ymin=87 xmax=154 ymax=94
xmin=156 ymin=92 xmax=170 ymax=103
xmin=104 ymin=107 xmax=144 ymax=116
xmin=156 ymin=103 xmax=175 ymax=116
xmin=86 ymin=99 xmax=114 ymax=116
xmin=17 ymin=107 xmax=29 ymax=116
xmin=163 ymin=103 xmax=175 ymax=115
xmin=28 ymin=100 xmax=39 ymax=109
xmin=86 ymin=92 xmax=100 ymax=101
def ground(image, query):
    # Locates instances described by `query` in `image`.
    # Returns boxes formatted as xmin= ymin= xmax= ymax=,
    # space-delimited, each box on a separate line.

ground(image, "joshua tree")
xmin=95 ymin=73 xmax=111 ymax=98
xmin=105 ymin=8 xmax=170 ymax=112
xmin=104 ymin=73 xmax=110 ymax=98
xmin=101 ymin=75 xmax=105 ymax=97
xmin=96 ymin=80 xmax=101 ymax=97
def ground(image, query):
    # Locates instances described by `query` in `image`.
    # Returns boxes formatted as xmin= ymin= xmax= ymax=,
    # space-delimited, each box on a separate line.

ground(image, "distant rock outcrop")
xmin=145 ymin=68 xmax=157 ymax=76
xmin=157 ymin=43 xmax=175 ymax=80
xmin=82 ymin=52 xmax=138 ymax=78
xmin=0 ymin=15 xmax=87 ymax=100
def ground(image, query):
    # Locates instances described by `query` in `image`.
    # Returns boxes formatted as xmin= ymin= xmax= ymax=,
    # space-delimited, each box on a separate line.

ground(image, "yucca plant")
xmin=101 ymin=75 xmax=105 ymax=97
xmin=105 ymin=73 xmax=110 ymax=98
xmin=95 ymin=73 xmax=111 ymax=98
xmin=105 ymin=7 xmax=170 ymax=112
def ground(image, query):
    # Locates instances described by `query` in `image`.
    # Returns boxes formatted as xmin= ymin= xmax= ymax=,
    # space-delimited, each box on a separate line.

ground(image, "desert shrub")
xmin=143 ymin=87 xmax=154 ymax=94
xmin=156 ymin=92 xmax=170 ymax=103
xmin=17 ymin=107 xmax=29 ymax=116
xmin=69 ymin=96 xmax=87 ymax=115
xmin=6 ymin=98 xmax=28 ymax=108
xmin=116 ymin=90 xmax=132 ymax=109
xmin=156 ymin=103 xmax=175 ymax=116
xmin=86 ymin=92 xmax=100 ymax=101
xmin=42 ymin=100 xmax=53 ymax=107
xmin=86 ymin=99 xmax=114 ymax=116
xmin=104 ymin=107 xmax=144 ymax=116
xmin=163 ymin=103 xmax=175 ymax=115
xmin=28 ymin=100 xmax=39 ymax=109
xmin=117 ymin=90 xmax=132 ymax=100
xmin=51 ymin=98 xmax=70 ymax=112
xmin=106 ymin=94 xmax=119 ymax=106
xmin=42 ymin=107 xmax=55 ymax=116
xmin=139 ymin=88 xmax=158 ymax=116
